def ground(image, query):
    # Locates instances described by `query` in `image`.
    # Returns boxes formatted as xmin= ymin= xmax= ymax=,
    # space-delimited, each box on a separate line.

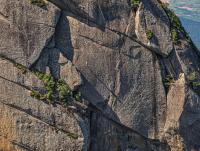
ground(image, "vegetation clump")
xmin=0 ymin=55 xmax=80 ymax=139
xmin=191 ymin=82 xmax=200 ymax=87
xmin=31 ymin=71 xmax=55 ymax=101
xmin=67 ymin=132 xmax=79 ymax=140
xmin=0 ymin=55 xmax=82 ymax=106
xmin=30 ymin=71 xmax=69 ymax=104
xmin=161 ymin=4 xmax=190 ymax=44
xmin=163 ymin=75 xmax=175 ymax=88
xmin=188 ymin=72 xmax=197 ymax=81
xmin=146 ymin=30 xmax=154 ymax=40
xmin=74 ymin=91 xmax=82 ymax=102
xmin=29 ymin=0 xmax=46 ymax=7
xmin=171 ymin=29 xmax=178 ymax=44
xmin=30 ymin=70 xmax=82 ymax=106
xmin=187 ymin=72 xmax=200 ymax=88
xmin=56 ymin=79 xmax=72 ymax=104
xmin=131 ymin=0 xmax=141 ymax=8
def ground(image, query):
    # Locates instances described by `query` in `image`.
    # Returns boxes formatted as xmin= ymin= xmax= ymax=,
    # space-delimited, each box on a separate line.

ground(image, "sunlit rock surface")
xmin=0 ymin=0 xmax=200 ymax=150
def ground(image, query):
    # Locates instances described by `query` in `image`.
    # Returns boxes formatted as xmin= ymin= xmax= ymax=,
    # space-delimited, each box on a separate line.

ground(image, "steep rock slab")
xmin=162 ymin=74 xmax=186 ymax=151
xmin=135 ymin=0 xmax=173 ymax=56
xmin=48 ymin=0 xmax=131 ymax=33
xmin=100 ymin=0 xmax=132 ymax=33
xmin=47 ymin=0 xmax=105 ymax=27
xmin=67 ymin=9 xmax=166 ymax=139
xmin=31 ymin=12 xmax=83 ymax=88
xmin=0 ymin=0 xmax=60 ymax=66
xmin=1 ymin=0 xmax=200 ymax=150
xmin=174 ymin=40 xmax=200 ymax=150
xmin=161 ymin=37 xmax=200 ymax=150
xmin=0 ymin=58 xmax=88 ymax=150
xmin=89 ymin=111 xmax=169 ymax=151
xmin=59 ymin=53 xmax=83 ymax=91
xmin=179 ymin=89 xmax=200 ymax=150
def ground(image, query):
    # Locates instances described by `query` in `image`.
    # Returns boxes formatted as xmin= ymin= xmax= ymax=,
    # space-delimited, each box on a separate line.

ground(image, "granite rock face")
xmin=135 ymin=0 xmax=173 ymax=56
xmin=0 ymin=0 xmax=60 ymax=66
xmin=0 ymin=0 xmax=200 ymax=151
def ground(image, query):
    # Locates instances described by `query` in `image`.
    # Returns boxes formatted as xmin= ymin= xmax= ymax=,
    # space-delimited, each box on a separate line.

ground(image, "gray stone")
xmin=135 ymin=0 xmax=173 ymax=56
xmin=0 ymin=0 xmax=60 ymax=66
xmin=1 ymin=0 xmax=200 ymax=150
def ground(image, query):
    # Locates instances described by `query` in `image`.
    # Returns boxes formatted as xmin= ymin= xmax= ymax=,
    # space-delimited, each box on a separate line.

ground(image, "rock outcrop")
xmin=0 ymin=0 xmax=200 ymax=150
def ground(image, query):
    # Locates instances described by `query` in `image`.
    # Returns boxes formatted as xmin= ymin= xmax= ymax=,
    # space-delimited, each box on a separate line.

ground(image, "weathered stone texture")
xmin=1 ymin=0 xmax=200 ymax=151
xmin=0 ymin=0 xmax=60 ymax=66
xmin=135 ymin=0 xmax=173 ymax=56
xmin=0 ymin=58 xmax=86 ymax=151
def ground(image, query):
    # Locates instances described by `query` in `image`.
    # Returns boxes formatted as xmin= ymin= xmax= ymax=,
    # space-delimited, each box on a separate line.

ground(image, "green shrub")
xmin=30 ymin=91 xmax=49 ymax=101
xmin=161 ymin=5 xmax=190 ymax=44
xmin=30 ymin=0 xmax=46 ymax=7
xmin=146 ymin=30 xmax=154 ymax=40
xmin=32 ymin=71 xmax=73 ymax=104
xmin=192 ymin=82 xmax=200 ymax=87
xmin=163 ymin=75 xmax=175 ymax=88
xmin=56 ymin=79 xmax=72 ymax=104
xmin=171 ymin=29 xmax=178 ymax=44
xmin=0 ymin=54 xmax=82 ymax=107
xmin=67 ymin=133 xmax=79 ymax=140
xmin=15 ymin=64 xmax=27 ymax=74
xmin=187 ymin=72 xmax=200 ymax=88
xmin=0 ymin=55 xmax=82 ymax=141
xmin=131 ymin=0 xmax=141 ymax=8
xmin=32 ymin=71 xmax=83 ymax=106
xmin=31 ymin=71 xmax=55 ymax=101
xmin=74 ymin=91 xmax=82 ymax=102
xmin=188 ymin=72 xmax=197 ymax=81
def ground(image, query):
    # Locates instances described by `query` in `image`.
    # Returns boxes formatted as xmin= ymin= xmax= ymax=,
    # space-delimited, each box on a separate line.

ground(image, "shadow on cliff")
xmin=161 ymin=45 xmax=200 ymax=150
xmin=54 ymin=12 xmax=124 ymax=116
xmin=61 ymin=11 xmax=171 ymax=151
xmin=177 ymin=45 xmax=200 ymax=150
xmin=57 ymin=14 xmax=128 ymax=151
xmin=30 ymin=10 xmax=129 ymax=151
xmin=141 ymin=0 xmax=170 ymax=25
xmin=29 ymin=4 xmax=171 ymax=150
xmin=179 ymin=90 xmax=200 ymax=151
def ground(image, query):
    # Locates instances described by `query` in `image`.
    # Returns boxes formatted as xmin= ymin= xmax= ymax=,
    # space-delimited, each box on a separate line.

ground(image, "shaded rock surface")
xmin=135 ymin=0 xmax=173 ymax=56
xmin=0 ymin=0 xmax=200 ymax=151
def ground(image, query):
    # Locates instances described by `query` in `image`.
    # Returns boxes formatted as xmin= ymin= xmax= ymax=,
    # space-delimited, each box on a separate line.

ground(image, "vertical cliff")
xmin=0 ymin=0 xmax=200 ymax=150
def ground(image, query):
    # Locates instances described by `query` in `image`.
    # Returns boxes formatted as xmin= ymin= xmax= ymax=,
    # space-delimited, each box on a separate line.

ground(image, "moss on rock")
xmin=29 ymin=0 xmax=46 ymax=7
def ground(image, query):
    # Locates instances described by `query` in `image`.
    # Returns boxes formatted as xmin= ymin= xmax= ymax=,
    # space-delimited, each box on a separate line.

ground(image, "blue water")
xmin=180 ymin=17 xmax=200 ymax=50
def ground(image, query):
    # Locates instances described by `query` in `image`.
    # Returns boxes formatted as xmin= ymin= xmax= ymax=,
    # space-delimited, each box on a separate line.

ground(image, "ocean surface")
xmin=180 ymin=17 xmax=200 ymax=49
